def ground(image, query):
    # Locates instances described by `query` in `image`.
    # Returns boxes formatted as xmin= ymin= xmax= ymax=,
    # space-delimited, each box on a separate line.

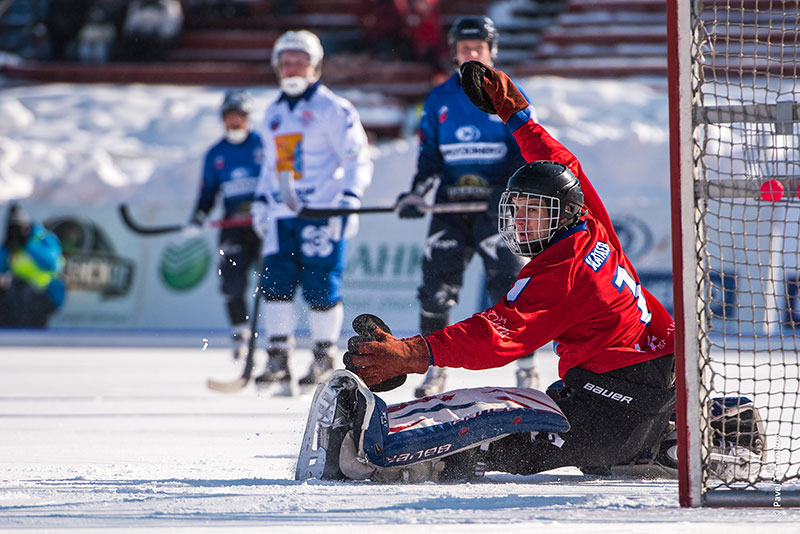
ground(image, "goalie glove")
xmin=343 ymin=314 xmax=416 ymax=392
xmin=460 ymin=60 xmax=530 ymax=123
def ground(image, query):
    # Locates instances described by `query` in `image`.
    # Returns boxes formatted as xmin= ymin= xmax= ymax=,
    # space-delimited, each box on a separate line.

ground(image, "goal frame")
xmin=667 ymin=0 xmax=800 ymax=507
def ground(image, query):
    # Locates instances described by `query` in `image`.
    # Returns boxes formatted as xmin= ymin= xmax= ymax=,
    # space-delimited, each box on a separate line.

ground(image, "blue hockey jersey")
xmin=414 ymin=73 xmax=530 ymax=203
xmin=194 ymin=132 xmax=264 ymax=218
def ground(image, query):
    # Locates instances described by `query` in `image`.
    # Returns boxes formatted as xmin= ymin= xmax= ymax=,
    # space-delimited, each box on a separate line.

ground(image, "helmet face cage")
xmin=498 ymin=191 xmax=562 ymax=257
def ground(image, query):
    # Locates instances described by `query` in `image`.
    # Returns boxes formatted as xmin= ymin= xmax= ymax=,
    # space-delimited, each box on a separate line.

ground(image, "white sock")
xmin=310 ymin=303 xmax=343 ymax=345
xmin=264 ymin=301 xmax=296 ymax=340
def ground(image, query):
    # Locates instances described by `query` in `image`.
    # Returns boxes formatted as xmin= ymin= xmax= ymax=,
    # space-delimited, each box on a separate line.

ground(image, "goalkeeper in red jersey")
xmin=297 ymin=62 xmax=679 ymax=482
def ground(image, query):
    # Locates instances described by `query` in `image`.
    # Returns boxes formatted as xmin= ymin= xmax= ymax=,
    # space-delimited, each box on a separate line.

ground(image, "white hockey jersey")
xmin=255 ymin=83 xmax=373 ymax=220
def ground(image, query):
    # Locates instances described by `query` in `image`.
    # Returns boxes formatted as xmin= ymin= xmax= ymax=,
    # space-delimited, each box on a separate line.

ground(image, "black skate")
xmin=414 ymin=367 xmax=447 ymax=398
xmin=298 ymin=341 xmax=335 ymax=392
xmin=706 ymin=396 xmax=768 ymax=482
xmin=255 ymin=348 xmax=294 ymax=396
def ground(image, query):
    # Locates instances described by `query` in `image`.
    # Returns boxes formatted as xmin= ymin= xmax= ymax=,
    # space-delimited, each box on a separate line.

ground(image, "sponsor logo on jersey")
xmin=478 ymin=308 xmax=512 ymax=338
xmin=214 ymin=155 xmax=225 ymax=170
xmin=301 ymin=110 xmax=314 ymax=126
xmin=583 ymin=382 xmax=633 ymax=404
xmin=446 ymin=174 xmax=491 ymax=200
xmin=455 ymin=125 xmax=481 ymax=142
xmin=438 ymin=105 xmax=448 ymax=124
xmin=269 ymin=115 xmax=281 ymax=130
xmin=274 ymin=133 xmax=303 ymax=177
xmin=584 ymin=241 xmax=611 ymax=272
xmin=221 ymin=175 xmax=258 ymax=198
xmin=424 ymin=230 xmax=458 ymax=260
xmin=439 ymin=142 xmax=507 ymax=163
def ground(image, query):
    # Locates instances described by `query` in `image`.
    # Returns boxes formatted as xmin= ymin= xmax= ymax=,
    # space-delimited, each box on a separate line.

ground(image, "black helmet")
xmin=220 ymin=89 xmax=255 ymax=116
xmin=498 ymin=161 xmax=584 ymax=257
xmin=448 ymin=16 xmax=498 ymax=60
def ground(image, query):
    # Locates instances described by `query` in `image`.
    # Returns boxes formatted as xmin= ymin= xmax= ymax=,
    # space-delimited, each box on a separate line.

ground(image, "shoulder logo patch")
xmin=584 ymin=241 xmax=611 ymax=272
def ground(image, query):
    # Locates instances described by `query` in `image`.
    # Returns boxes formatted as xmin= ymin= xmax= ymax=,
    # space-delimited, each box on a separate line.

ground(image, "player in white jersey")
xmin=251 ymin=30 xmax=373 ymax=395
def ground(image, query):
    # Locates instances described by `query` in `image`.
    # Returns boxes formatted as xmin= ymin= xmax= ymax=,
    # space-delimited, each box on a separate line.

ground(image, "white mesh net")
xmin=689 ymin=0 xmax=800 ymax=500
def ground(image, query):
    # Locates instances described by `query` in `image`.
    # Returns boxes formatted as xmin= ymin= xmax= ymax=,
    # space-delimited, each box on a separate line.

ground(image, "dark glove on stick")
xmin=460 ymin=60 xmax=530 ymax=123
xmin=395 ymin=191 xmax=426 ymax=219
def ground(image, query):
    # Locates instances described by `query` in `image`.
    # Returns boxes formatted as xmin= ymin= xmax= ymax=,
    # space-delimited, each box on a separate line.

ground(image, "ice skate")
xmin=295 ymin=369 xmax=374 ymax=480
xmin=414 ymin=366 xmax=447 ymax=398
xmin=706 ymin=397 xmax=768 ymax=483
xmin=298 ymin=342 xmax=335 ymax=393
xmin=255 ymin=348 xmax=294 ymax=396
xmin=515 ymin=366 xmax=540 ymax=389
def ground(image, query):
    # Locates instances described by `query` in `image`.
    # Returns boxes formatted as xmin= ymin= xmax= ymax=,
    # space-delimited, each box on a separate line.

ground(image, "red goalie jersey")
xmin=426 ymin=110 xmax=675 ymax=378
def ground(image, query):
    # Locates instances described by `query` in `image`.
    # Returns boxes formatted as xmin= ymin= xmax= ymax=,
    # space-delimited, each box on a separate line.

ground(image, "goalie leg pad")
xmin=362 ymin=386 xmax=569 ymax=470
xmin=296 ymin=371 xmax=570 ymax=481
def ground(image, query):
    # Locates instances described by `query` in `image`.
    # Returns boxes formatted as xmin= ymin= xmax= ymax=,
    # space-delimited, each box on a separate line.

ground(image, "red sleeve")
xmin=426 ymin=252 xmax=576 ymax=370
xmin=506 ymin=108 xmax=623 ymax=256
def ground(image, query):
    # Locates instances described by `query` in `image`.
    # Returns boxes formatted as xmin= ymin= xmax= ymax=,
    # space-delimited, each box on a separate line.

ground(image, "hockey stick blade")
xmin=207 ymin=376 xmax=250 ymax=393
xmin=119 ymin=204 xmax=253 ymax=235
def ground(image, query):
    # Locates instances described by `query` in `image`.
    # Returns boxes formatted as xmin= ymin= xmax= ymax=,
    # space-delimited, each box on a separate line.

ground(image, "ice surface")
xmin=0 ymin=345 xmax=797 ymax=532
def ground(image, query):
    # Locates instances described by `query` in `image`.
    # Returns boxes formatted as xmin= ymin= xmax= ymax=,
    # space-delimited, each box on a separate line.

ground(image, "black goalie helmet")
xmin=498 ymin=161 xmax=584 ymax=258
xmin=448 ymin=16 xmax=499 ymax=60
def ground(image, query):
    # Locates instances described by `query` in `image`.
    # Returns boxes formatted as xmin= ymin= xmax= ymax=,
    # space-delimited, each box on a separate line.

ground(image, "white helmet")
xmin=271 ymin=30 xmax=324 ymax=73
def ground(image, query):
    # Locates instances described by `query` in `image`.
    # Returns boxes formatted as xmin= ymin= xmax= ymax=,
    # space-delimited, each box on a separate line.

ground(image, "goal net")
xmin=668 ymin=0 xmax=800 ymax=507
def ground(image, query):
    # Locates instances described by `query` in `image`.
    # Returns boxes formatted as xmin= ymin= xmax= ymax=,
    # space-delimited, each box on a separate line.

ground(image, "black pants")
xmin=418 ymin=212 xmax=526 ymax=320
xmin=483 ymin=354 xmax=676 ymax=475
xmin=0 ymin=278 xmax=57 ymax=328
xmin=218 ymin=227 xmax=261 ymax=326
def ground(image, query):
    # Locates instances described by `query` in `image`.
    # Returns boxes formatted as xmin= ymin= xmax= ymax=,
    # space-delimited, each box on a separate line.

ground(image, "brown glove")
xmin=343 ymin=314 xmax=407 ymax=392
xmin=460 ymin=60 xmax=530 ymax=123
xmin=351 ymin=330 xmax=430 ymax=388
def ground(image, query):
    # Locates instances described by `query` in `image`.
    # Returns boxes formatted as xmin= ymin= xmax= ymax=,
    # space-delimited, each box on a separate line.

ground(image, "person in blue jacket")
xmin=0 ymin=203 xmax=66 ymax=327
xmin=189 ymin=89 xmax=263 ymax=360
xmin=395 ymin=16 xmax=539 ymax=397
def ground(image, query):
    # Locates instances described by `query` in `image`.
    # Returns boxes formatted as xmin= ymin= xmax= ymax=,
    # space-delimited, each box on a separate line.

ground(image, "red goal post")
xmin=667 ymin=0 xmax=800 ymax=507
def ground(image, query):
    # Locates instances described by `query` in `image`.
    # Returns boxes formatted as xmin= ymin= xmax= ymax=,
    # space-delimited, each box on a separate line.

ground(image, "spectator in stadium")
xmin=250 ymin=30 xmax=373 ymax=395
xmin=395 ymin=16 xmax=540 ymax=398
xmin=353 ymin=0 xmax=406 ymax=60
xmin=115 ymin=0 xmax=183 ymax=61
xmin=44 ymin=0 xmax=92 ymax=60
xmin=0 ymin=204 xmax=66 ymax=328
xmin=75 ymin=0 xmax=127 ymax=63
xmin=336 ymin=62 xmax=677 ymax=482
xmin=400 ymin=0 xmax=448 ymax=70
xmin=189 ymin=89 xmax=263 ymax=362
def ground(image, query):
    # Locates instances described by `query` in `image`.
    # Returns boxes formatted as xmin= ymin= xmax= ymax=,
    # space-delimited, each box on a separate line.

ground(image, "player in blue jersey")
xmin=189 ymin=89 xmax=263 ymax=360
xmin=395 ymin=16 xmax=539 ymax=397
